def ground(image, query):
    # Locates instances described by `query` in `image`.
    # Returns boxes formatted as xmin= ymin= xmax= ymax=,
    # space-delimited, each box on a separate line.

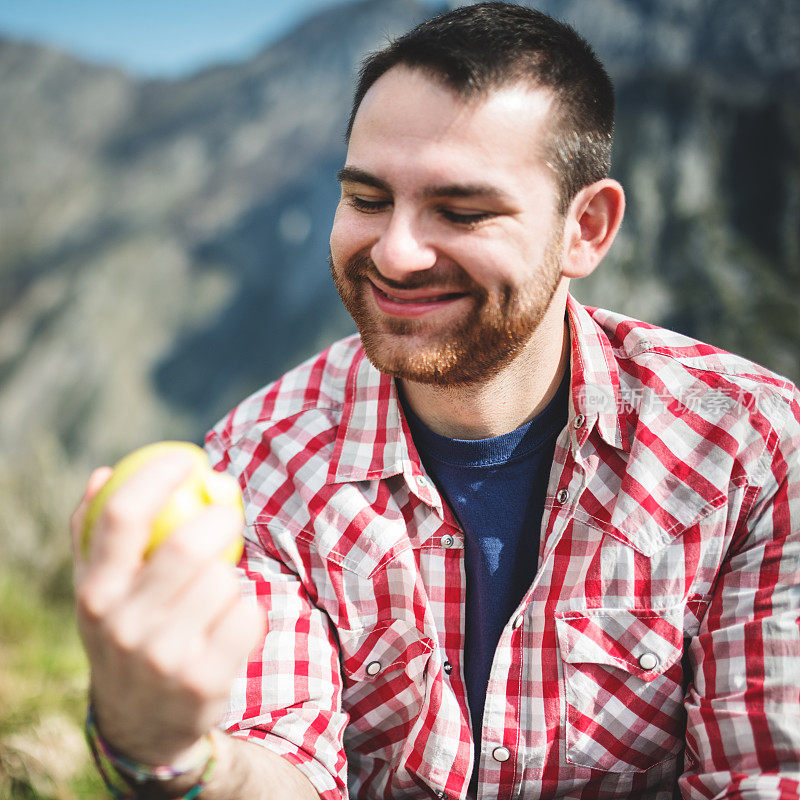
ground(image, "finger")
xmin=151 ymin=504 xmax=245 ymax=568
xmin=140 ymin=559 xmax=242 ymax=677
xmin=129 ymin=504 xmax=244 ymax=608
xmin=189 ymin=596 xmax=266 ymax=698
xmin=71 ymin=466 xmax=114 ymax=578
xmin=108 ymin=507 xmax=244 ymax=657
xmin=79 ymin=452 xmax=197 ymax=620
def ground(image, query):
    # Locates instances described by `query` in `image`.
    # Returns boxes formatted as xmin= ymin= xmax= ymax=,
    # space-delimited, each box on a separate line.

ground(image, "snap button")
xmin=556 ymin=488 xmax=569 ymax=504
xmin=512 ymin=613 xmax=524 ymax=630
xmin=573 ymin=413 xmax=586 ymax=429
xmin=492 ymin=746 xmax=511 ymax=762
xmin=416 ymin=474 xmax=428 ymax=487
xmin=441 ymin=534 xmax=455 ymax=549
xmin=366 ymin=661 xmax=382 ymax=676
xmin=434 ymin=791 xmax=447 ymax=799
xmin=443 ymin=660 xmax=453 ymax=674
xmin=638 ymin=652 xmax=659 ymax=671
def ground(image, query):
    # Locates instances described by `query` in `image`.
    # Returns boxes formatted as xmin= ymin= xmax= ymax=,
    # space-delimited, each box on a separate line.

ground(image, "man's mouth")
xmin=368 ymin=280 xmax=470 ymax=317
xmin=375 ymin=286 xmax=466 ymax=303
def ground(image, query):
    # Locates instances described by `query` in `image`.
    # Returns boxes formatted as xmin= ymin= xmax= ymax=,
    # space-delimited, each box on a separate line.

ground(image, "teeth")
xmin=380 ymin=288 xmax=460 ymax=303
xmin=390 ymin=295 xmax=447 ymax=303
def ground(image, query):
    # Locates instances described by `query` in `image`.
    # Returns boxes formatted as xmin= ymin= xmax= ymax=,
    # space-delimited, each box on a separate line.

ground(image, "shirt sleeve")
xmin=205 ymin=430 xmax=349 ymax=800
xmin=680 ymin=387 xmax=800 ymax=799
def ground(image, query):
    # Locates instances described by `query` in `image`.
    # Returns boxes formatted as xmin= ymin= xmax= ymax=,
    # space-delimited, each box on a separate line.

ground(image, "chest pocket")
xmin=555 ymin=606 xmax=686 ymax=773
xmin=338 ymin=618 xmax=435 ymax=754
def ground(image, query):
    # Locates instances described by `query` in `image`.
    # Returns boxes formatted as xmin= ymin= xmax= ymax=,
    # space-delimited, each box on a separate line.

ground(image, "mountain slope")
xmin=0 ymin=0 xmax=797 ymax=563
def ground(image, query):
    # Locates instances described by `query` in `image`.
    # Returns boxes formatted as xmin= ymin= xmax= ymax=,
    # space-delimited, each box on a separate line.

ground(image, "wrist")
xmin=145 ymin=731 xmax=226 ymax=800
xmin=85 ymin=703 xmax=218 ymax=799
xmin=88 ymin=689 xmax=204 ymax=770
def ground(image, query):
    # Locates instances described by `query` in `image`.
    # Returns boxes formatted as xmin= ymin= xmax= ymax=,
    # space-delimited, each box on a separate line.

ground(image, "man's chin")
xmin=358 ymin=327 xmax=515 ymax=387
xmin=359 ymin=329 xmax=460 ymax=384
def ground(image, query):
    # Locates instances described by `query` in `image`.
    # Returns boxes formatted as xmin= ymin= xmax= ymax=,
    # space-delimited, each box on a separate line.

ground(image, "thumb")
xmin=71 ymin=467 xmax=114 ymax=583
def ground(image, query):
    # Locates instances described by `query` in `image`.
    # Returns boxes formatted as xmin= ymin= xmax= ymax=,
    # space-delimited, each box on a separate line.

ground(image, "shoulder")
xmin=206 ymin=334 xmax=361 ymax=447
xmin=203 ymin=334 xmax=363 ymax=491
xmin=589 ymin=305 xmax=796 ymax=406
xmin=587 ymin=305 xmax=799 ymax=479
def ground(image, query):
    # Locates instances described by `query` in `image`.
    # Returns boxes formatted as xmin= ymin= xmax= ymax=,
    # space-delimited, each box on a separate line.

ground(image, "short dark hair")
xmin=346 ymin=2 xmax=614 ymax=214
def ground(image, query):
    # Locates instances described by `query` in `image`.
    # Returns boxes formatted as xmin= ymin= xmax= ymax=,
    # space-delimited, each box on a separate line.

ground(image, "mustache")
xmin=333 ymin=250 xmax=478 ymax=293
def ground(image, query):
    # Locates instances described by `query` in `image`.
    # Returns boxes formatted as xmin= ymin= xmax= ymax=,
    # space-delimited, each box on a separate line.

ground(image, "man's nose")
xmin=370 ymin=209 xmax=436 ymax=282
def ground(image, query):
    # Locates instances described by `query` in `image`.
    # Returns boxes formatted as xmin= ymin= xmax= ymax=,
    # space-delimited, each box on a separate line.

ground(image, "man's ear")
xmin=560 ymin=179 xmax=625 ymax=279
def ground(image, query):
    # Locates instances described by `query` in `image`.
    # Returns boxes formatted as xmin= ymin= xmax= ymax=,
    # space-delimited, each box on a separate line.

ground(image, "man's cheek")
xmin=329 ymin=207 xmax=346 ymax=256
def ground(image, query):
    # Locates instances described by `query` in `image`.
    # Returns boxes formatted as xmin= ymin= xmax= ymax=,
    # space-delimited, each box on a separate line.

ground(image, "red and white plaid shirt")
xmin=205 ymin=295 xmax=800 ymax=800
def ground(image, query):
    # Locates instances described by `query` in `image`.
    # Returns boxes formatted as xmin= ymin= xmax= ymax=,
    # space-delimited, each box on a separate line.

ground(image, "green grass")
xmin=0 ymin=568 xmax=106 ymax=799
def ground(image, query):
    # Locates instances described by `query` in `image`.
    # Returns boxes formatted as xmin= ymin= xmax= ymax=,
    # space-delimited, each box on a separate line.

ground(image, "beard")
xmin=330 ymin=233 xmax=563 ymax=387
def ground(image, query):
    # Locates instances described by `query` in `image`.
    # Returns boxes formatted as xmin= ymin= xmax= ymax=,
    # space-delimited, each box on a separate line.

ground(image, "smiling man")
xmin=73 ymin=3 xmax=800 ymax=799
xmin=331 ymin=66 xmax=568 ymax=392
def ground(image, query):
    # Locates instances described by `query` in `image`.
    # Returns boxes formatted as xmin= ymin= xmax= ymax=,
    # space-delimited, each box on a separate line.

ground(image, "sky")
xmin=0 ymin=0 xmax=361 ymax=77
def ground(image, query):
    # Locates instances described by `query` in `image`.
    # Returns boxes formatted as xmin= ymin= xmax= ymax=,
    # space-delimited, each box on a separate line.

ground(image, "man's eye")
xmin=439 ymin=209 xmax=493 ymax=225
xmin=349 ymin=196 xmax=390 ymax=213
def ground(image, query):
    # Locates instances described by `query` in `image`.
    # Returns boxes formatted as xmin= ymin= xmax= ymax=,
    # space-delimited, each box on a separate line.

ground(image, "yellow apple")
xmin=81 ymin=441 xmax=245 ymax=564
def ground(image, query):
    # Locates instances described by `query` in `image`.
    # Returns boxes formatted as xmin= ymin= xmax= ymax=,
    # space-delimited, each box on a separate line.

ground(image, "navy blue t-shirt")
xmin=400 ymin=373 xmax=569 ymax=783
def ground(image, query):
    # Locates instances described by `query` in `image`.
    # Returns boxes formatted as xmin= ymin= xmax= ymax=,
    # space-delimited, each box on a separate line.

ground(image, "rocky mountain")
xmin=0 ymin=0 xmax=798 ymax=578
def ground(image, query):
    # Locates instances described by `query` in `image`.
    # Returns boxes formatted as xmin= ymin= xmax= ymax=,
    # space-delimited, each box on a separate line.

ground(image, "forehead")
xmin=347 ymin=65 xmax=558 ymax=189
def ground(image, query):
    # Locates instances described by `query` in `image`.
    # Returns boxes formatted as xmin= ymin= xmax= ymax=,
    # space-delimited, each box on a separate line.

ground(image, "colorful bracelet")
xmin=84 ymin=703 xmax=217 ymax=799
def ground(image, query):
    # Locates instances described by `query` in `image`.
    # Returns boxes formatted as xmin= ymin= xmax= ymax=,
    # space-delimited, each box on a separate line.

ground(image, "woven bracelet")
xmin=84 ymin=703 xmax=217 ymax=799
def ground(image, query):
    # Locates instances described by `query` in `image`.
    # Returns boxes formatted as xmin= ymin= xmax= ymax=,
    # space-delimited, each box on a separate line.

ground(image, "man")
xmin=72 ymin=3 xmax=800 ymax=799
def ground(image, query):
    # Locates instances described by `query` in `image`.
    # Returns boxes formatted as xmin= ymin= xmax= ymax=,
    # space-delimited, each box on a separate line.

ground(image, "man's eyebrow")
xmin=337 ymin=166 xmax=510 ymax=203
xmin=337 ymin=166 xmax=390 ymax=192
xmin=420 ymin=183 xmax=510 ymax=202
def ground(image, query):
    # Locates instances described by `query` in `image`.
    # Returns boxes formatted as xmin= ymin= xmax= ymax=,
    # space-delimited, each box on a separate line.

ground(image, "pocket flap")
xmin=555 ymin=606 xmax=683 ymax=680
xmin=339 ymin=619 xmax=435 ymax=683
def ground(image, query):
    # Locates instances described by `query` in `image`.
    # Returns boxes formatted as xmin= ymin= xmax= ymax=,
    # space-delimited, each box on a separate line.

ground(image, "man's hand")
xmin=71 ymin=452 xmax=265 ymax=769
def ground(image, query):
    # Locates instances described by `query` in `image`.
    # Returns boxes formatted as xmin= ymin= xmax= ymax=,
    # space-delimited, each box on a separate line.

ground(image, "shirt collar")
xmin=327 ymin=348 xmax=416 ymax=480
xmin=327 ymin=295 xmax=630 ymax=487
xmin=566 ymin=294 xmax=630 ymax=453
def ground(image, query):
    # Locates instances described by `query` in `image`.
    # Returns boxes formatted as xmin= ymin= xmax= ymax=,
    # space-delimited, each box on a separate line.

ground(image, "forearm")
xmin=70 ymin=459 xmax=337 ymax=800
xmin=135 ymin=730 xmax=322 ymax=800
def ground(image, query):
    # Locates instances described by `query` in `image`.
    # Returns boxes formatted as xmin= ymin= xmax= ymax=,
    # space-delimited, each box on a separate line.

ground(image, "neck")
xmin=400 ymin=287 xmax=571 ymax=439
